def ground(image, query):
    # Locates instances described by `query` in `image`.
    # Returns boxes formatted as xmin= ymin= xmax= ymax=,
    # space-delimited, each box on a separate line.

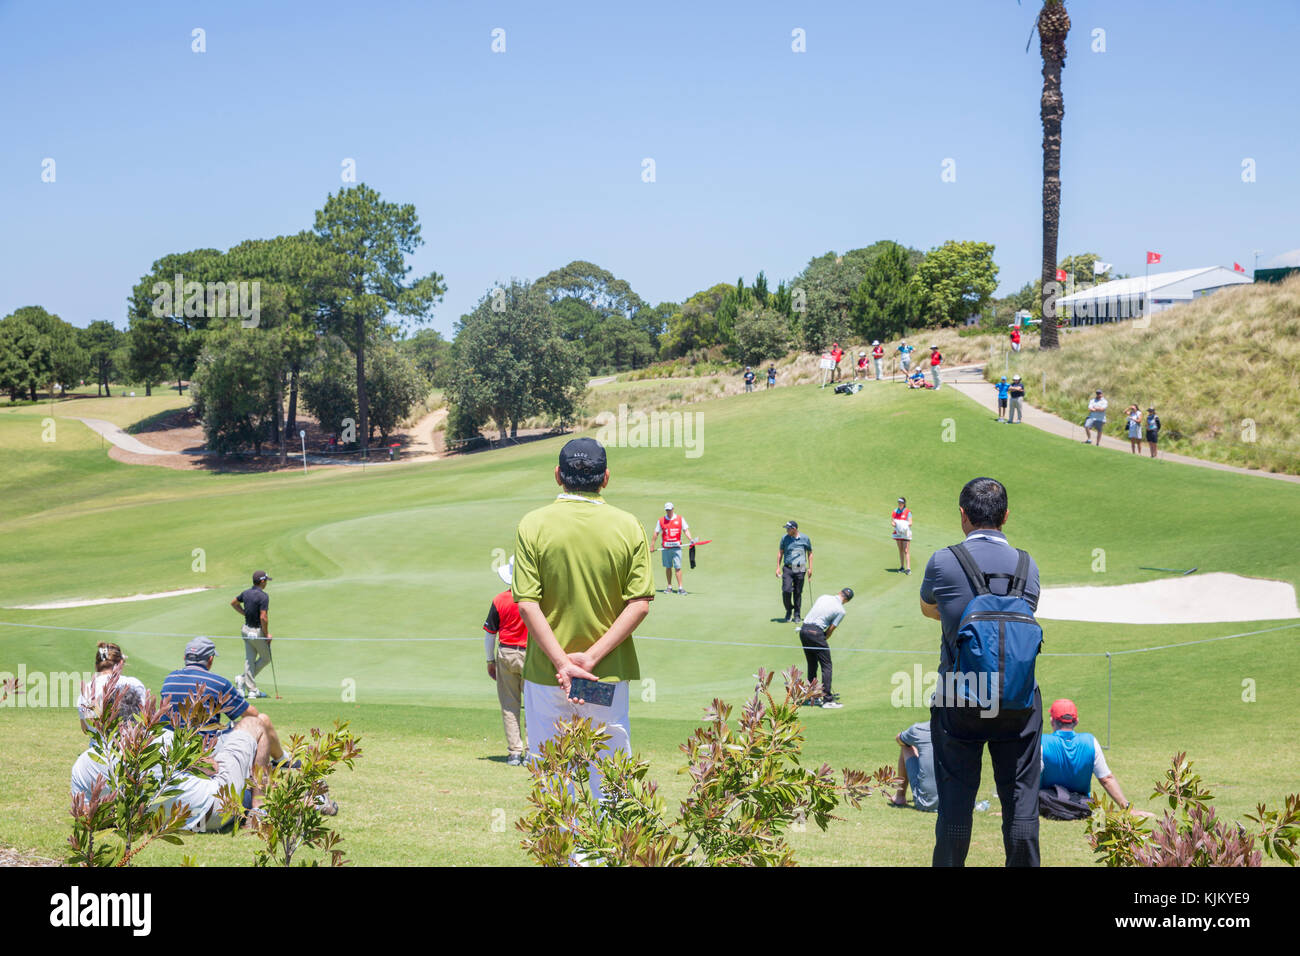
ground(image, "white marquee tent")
xmin=1056 ymin=266 xmax=1253 ymax=326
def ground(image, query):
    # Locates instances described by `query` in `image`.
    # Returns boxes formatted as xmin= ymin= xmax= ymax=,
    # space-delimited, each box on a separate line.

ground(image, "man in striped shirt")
xmin=160 ymin=637 xmax=288 ymax=768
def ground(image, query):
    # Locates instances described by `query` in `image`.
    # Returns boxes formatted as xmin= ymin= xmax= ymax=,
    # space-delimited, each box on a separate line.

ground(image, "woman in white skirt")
xmin=891 ymin=497 xmax=913 ymax=575
xmin=1125 ymin=403 xmax=1143 ymax=454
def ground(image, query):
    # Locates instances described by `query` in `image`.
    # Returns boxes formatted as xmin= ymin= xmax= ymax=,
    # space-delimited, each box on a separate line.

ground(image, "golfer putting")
xmin=232 ymin=570 xmax=273 ymax=699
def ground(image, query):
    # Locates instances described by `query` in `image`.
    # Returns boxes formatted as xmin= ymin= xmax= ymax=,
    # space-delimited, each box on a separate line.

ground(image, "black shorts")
xmin=998 ymin=398 xmax=1008 ymax=409
xmin=1146 ymin=430 xmax=1158 ymax=443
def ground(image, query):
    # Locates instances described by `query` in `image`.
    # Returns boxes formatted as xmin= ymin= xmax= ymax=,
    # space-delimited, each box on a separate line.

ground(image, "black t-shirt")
xmin=744 ymin=371 xmax=755 ymax=383
xmin=1009 ymin=382 xmax=1025 ymax=398
xmin=237 ymin=587 xmax=269 ymax=629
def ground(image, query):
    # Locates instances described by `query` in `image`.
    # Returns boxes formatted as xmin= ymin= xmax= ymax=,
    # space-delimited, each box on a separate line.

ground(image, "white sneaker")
xmin=821 ymin=700 xmax=844 ymax=709
xmin=234 ymin=677 xmax=247 ymax=698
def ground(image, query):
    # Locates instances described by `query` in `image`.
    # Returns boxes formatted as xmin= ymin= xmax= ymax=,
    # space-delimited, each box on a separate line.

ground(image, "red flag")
xmin=1146 ymin=251 xmax=1162 ymax=265
xmin=1234 ymin=262 xmax=1245 ymax=273
xmin=1055 ymin=268 xmax=1067 ymax=282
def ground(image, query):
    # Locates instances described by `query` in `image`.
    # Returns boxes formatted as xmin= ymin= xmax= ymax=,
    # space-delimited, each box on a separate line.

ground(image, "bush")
xmin=518 ymin=668 xmax=899 ymax=866
xmin=1085 ymin=752 xmax=1300 ymax=867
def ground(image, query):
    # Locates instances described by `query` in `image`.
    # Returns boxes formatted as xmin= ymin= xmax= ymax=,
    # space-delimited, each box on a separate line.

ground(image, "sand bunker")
xmin=7 ymin=587 xmax=215 ymax=610
xmin=1036 ymin=573 xmax=1300 ymax=624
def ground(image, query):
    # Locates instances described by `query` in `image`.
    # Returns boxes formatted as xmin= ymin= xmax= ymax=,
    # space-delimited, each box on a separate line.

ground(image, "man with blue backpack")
xmin=919 ymin=477 xmax=1043 ymax=867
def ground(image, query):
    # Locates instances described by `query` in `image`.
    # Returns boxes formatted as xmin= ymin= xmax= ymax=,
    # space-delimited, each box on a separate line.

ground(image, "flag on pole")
xmin=1093 ymin=261 xmax=1113 ymax=275
xmin=1146 ymin=251 xmax=1162 ymax=265
xmin=1055 ymin=268 xmax=1067 ymax=282
xmin=1234 ymin=262 xmax=1246 ymax=273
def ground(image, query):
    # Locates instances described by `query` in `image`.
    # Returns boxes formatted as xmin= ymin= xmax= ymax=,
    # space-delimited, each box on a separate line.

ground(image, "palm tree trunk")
xmin=1037 ymin=2 xmax=1069 ymax=350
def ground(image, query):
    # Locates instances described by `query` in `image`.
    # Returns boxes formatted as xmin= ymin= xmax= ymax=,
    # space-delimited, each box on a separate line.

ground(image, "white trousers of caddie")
xmin=524 ymin=679 xmax=630 ymax=802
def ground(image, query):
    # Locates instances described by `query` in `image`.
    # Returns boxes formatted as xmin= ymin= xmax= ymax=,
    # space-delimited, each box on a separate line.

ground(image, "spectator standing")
xmin=766 ymin=365 xmax=777 ymax=389
xmin=830 ymin=342 xmax=844 ymax=382
xmin=897 ymin=340 xmax=915 ymax=376
xmin=511 ymin=438 xmax=654 ymax=797
xmin=1083 ymin=389 xmax=1108 ymax=446
xmin=1008 ymin=374 xmax=1025 ymax=424
xmin=872 ymin=341 xmax=885 ymax=380
xmin=919 ymin=477 xmax=1043 ymax=867
xmin=776 ymin=520 xmax=813 ymax=623
xmin=1010 ymin=327 xmax=1022 ymax=353
xmin=929 ymin=346 xmax=943 ymax=390
xmin=1145 ymin=406 xmax=1161 ymax=459
xmin=743 ymin=366 xmax=756 ymax=393
xmin=1125 ymin=404 xmax=1142 ymax=453
xmin=891 ymin=497 xmax=913 ymax=574
xmin=484 ymin=559 xmax=529 ymax=767
xmin=994 ymin=376 xmax=1010 ymax=423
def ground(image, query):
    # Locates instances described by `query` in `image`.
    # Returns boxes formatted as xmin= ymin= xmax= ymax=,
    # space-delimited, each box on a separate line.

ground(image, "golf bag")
xmin=833 ymin=382 xmax=862 ymax=395
xmin=689 ymin=543 xmax=697 ymax=569
xmin=1038 ymin=785 xmax=1092 ymax=821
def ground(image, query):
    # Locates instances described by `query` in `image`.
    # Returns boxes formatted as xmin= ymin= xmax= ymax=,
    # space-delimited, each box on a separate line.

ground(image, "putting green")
xmin=1 ymin=381 xmax=1296 ymax=865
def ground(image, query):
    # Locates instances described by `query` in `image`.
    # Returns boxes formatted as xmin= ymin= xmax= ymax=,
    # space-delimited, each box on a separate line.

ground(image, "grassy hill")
xmin=983 ymin=275 xmax=1300 ymax=474
xmin=1 ymin=374 xmax=1297 ymax=865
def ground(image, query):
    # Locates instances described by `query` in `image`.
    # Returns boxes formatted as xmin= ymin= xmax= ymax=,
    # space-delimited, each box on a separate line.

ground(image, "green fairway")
xmin=2 ymin=380 xmax=1297 ymax=865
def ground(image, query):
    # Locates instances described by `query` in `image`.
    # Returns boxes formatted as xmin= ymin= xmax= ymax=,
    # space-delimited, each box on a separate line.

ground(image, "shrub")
xmin=518 ymin=668 xmax=898 ymax=866
xmin=1085 ymin=752 xmax=1300 ymax=867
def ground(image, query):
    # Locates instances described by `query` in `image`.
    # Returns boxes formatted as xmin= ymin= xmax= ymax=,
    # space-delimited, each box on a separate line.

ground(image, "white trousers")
xmin=524 ymin=679 xmax=630 ymax=801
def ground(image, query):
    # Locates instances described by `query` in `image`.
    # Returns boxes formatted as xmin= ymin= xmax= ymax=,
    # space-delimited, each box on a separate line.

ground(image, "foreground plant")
xmin=519 ymin=668 xmax=899 ymax=866
xmin=223 ymin=721 xmax=362 ymax=866
xmin=67 ymin=677 xmax=214 ymax=867
xmin=1085 ymin=751 xmax=1300 ymax=867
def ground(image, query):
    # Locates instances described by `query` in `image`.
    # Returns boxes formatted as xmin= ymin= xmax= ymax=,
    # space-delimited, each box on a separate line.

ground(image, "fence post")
xmin=1105 ymin=651 xmax=1112 ymax=750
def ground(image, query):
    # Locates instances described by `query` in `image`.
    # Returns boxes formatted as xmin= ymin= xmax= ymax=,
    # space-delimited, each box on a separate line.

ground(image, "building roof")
xmin=1057 ymin=266 xmax=1251 ymax=305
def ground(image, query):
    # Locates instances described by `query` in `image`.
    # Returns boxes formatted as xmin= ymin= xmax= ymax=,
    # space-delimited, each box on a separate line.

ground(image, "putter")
xmin=269 ymin=646 xmax=282 ymax=699
xmin=1139 ymin=566 xmax=1198 ymax=575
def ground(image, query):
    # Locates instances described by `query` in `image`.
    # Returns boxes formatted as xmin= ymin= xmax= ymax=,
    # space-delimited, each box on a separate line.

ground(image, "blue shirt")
xmin=995 ymin=382 xmax=1010 ymax=399
xmin=779 ymin=533 xmax=812 ymax=570
xmin=898 ymin=345 xmax=915 ymax=356
xmin=160 ymin=664 xmax=248 ymax=738
xmin=1041 ymin=730 xmax=1101 ymax=795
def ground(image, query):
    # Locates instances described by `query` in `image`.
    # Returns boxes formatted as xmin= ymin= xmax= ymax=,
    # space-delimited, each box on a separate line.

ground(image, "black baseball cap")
xmin=784 ymin=520 xmax=798 ymax=530
xmin=840 ymin=587 xmax=854 ymax=600
xmin=558 ymin=437 xmax=606 ymax=475
xmin=253 ymin=570 xmax=272 ymax=584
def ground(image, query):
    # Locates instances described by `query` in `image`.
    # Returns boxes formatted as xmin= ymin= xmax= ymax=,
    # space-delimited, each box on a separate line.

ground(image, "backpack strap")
xmin=1009 ymin=549 xmax=1032 ymax=599
xmin=947 ymin=543 xmax=990 ymax=596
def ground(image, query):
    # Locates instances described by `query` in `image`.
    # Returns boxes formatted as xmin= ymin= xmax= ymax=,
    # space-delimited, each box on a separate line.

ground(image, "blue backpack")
xmin=943 ymin=543 xmax=1042 ymax=712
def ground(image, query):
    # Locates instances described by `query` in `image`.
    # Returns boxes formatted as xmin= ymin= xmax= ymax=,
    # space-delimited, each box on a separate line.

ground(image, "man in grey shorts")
xmin=1083 ymin=389 xmax=1107 ymax=446
xmin=232 ymin=570 xmax=273 ymax=698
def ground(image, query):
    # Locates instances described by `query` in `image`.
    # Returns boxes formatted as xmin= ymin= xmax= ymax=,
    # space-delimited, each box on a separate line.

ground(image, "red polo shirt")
xmin=484 ymin=590 xmax=528 ymax=648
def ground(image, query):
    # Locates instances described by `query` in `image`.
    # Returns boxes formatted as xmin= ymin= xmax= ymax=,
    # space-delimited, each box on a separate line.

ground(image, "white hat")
xmin=496 ymin=557 xmax=514 ymax=586
xmin=872 ymin=340 xmax=880 ymax=346
xmin=664 ymin=501 xmax=674 ymax=510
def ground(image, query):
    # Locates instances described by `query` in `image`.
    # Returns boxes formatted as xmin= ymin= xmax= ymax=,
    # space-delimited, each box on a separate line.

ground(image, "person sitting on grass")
xmin=906 ymin=366 xmax=928 ymax=389
xmin=160 ymin=637 xmax=291 ymax=771
xmin=890 ymin=720 xmax=938 ymax=812
xmin=76 ymin=641 xmax=148 ymax=734
xmin=1039 ymin=699 xmax=1148 ymax=821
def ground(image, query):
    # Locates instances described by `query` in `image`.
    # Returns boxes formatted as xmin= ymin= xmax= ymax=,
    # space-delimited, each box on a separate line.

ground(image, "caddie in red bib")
xmin=653 ymin=501 xmax=696 ymax=594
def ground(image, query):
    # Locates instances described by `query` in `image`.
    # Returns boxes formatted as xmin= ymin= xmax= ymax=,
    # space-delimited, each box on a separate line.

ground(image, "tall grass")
xmin=983 ymin=276 xmax=1300 ymax=474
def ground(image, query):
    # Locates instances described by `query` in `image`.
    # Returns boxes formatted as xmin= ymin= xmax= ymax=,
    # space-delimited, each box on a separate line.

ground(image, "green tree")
xmin=536 ymin=260 xmax=653 ymax=371
xmin=792 ymin=243 xmax=923 ymax=351
xmin=80 ymin=321 xmax=124 ymax=396
xmin=299 ymin=338 xmax=357 ymax=444
xmin=731 ymin=306 xmax=794 ymax=366
xmin=911 ymin=240 xmax=1000 ymax=326
xmin=850 ymin=241 xmax=919 ymax=340
xmin=448 ymin=280 xmax=587 ymax=440
xmin=314 ymin=185 xmax=446 ymax=458
xmin=0 ymin=306 xmax=84 ymax=400
xmin=662 ymin=283 xmax=733 ymax=357
xmin=191 ymin=324 xmax=285 ymax=456
xmin=366 ymin=344 xmax=427 ymax=442
xmin=126 ymin=249 xmax=227 ymax=396
xmin=398 ymin=328 xmax=453 ymax=388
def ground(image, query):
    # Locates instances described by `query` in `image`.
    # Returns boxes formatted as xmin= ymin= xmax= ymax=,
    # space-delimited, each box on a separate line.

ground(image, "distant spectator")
xmin=743 ymin=366 xmax=756 ymax=393
xmin=1145 ymin=407 xmax=1161 ymax=459
xmin=76 ymin=642 xmax=147 ymax=734
xmin=897 ymin=340 xmax=915 ymax=376
xmin=1124 ymin=404 xmax=1142 ymax=453
xmin=891 ymin=497 xmax=913 ymax=574
xmin=891 ymin=721 xmax=938 ymax=812
xmin=1010 ymin=327 xmax=1022 ymax=353
xmin=1008 ymin=374 xmax=1025 ymax=424
xmin=872 ymin=341 xmax=885 ymax=380
xmin=994 ymin=376 xmax=1010 ymax=423
xmin=766 ymin=365 xmax=777 ymax=389
xmin=907 ymin=367 xmax=928 ymax=389
xmin=830 ymin=342 xmax=844 ymax=382
xmin=929 ymin=346 xmax=943 ymax=390
xmin=1083 ymin=389 xmax=1107 ymax=445
xmin=485 ymin=559 xmax=529 ymax=767
xmin=855 ymin=351 xmax=869 ymax=380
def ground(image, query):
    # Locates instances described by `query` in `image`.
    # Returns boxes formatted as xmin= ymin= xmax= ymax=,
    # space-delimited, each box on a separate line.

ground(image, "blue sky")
xmin=2 ymin=0 xmax=1297 ymax=336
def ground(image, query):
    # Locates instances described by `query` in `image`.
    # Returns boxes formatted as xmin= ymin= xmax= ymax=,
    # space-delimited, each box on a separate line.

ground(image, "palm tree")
xmin=1032 ymin=0 xmax=1070 ymax=349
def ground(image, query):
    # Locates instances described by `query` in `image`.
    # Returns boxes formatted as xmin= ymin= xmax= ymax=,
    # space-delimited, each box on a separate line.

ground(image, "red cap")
xmin=1049 ymin=699 xmax=1078 ymax=724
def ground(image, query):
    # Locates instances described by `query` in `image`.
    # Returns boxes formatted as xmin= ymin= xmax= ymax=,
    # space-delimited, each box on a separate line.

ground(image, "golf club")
xmin=269 ymin=645 xmax=282 ymax=699
xmin=1139 ymin=566 xmax=1199 ymax=575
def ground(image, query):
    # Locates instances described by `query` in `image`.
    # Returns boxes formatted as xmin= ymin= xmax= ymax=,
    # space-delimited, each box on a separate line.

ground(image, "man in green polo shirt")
xmin=512 ymin=437 xmax=654 ymax=793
